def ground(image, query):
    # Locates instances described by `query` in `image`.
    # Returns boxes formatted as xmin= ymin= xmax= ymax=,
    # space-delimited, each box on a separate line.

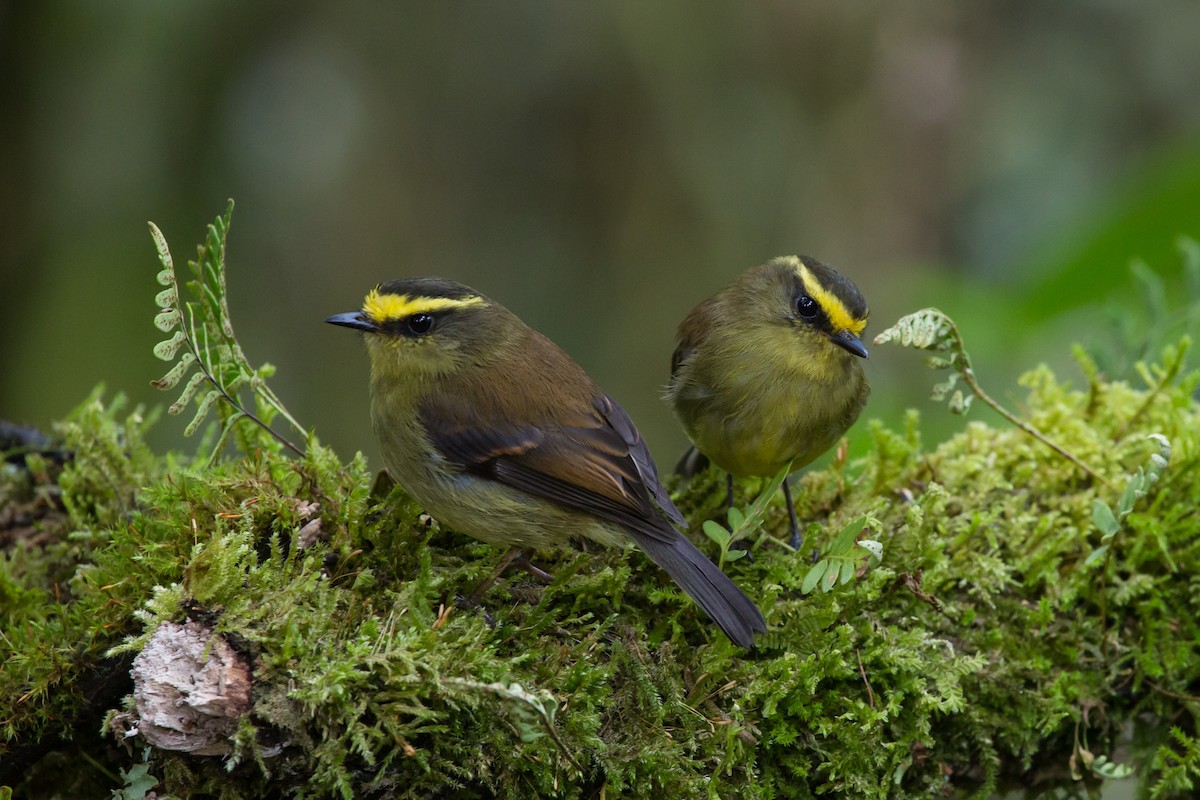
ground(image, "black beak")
xmin=325 ymin=312 xmax=379 ymax=333
xmin=828 ymin=330 xmax=869 ymax=359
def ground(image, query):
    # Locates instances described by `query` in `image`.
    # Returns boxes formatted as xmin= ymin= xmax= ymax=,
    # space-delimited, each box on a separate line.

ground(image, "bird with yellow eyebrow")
xmin=666 ymin=256 xmax=870 ymax=550
xmin=327 ymin=277 xmax=767 ymax=649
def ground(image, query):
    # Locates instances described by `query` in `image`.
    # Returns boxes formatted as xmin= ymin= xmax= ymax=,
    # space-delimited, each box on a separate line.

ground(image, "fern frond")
xmin=148 ymin=200 xmax=307 ymax=460
xmin=875 ymin=307 xmax=1111 ymax=487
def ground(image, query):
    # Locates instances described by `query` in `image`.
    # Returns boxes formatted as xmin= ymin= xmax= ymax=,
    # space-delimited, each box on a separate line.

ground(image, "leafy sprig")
xmin=149 ymin=201 xmax=307 ymax=459
xmin=874 ymin=308 xmax=1113 ymax=489
xmin=443 ymin=679 xmax=581 ymax=774
xmin=698 ymin=462 xmax=885 ymax=592
xmin=701 ymin=462 xmax=791 ymax=568
xmin=801 ymin=515 xmax=883 ymax=595
xmin=1086 ymin=433 xmax=1171 ymax=569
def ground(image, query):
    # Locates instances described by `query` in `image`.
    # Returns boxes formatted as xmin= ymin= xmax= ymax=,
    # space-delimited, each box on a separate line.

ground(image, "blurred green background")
xmin=3 ymin=2 xmax=1200 ymax=470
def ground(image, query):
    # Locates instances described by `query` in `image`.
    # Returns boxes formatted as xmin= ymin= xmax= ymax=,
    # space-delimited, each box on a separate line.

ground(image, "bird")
xmin=666 ymin=255 xmax=870 ymax=550
xmin=326 ymin=277 xmax=767 ymax=649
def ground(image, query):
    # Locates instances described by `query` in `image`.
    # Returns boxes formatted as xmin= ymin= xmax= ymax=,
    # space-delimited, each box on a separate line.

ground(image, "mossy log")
xmin=2 ymin=350 xmax=1199 ymax=798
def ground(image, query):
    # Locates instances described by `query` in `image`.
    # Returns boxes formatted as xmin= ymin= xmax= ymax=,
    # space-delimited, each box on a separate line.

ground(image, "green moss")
xmin=2 ymin=339 xmax=1198 ymax=798
xmin=3 ymin=215 xmax=1200 ymax=797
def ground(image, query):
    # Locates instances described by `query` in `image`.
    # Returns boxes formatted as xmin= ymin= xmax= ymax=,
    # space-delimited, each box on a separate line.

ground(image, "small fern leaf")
xmin=1147 ymin=433 xmax=1171 ymax=475
xmin=1117 ymin=476 xmax=1140 ymax=516
xmin=153 ymin=330 xmax=187 ymax=361
xmin=148 ymin=222 xmax=173 ymax=271
xmin=1084 ymin=544 xmax=1109 ymax=568
xmin=150 ymin=352 xmax=196 ymax=390
xmin=184 ymin=389 xmax=221 ymax=437
xmin=801 ymin=560 xmax=829 ymax=594
xmin=154 ymin=287 xmax=178 ymax=308
xmin=930 ymin=373 xmax=958 ymax=401
xmin=200 ymin=284 xmax=223 ymax=332
xmin=948 ymin=390 xmax=972 ymax=415
xmin=702 ymin=520 xmax=730 ymax=547
xmin=873 ymin=308 xmax=955 ymax=350
xmin=727 ymin=506 xmax=745 ymax=529
xmin=925 ymin=355 xmax=954 ymax=369
xmin=829 ymin=515 xmax=869 ymax=553
xmin=154 ymin=308 xmax=182 ymax=332
xmin=169 ymin=371 xmax=209 ymax=415
xmin=822 ymin=563 xmax=841 ymax=592
xmin=1092 ymin=500 xmax=1120 ymax=537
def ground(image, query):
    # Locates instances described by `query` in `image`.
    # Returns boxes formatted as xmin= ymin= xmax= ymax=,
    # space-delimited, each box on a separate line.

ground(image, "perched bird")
xmin=327 ymin=277 xmax=766 ymax=649
xmin=666 ymin=256 xmax=870 ymax=549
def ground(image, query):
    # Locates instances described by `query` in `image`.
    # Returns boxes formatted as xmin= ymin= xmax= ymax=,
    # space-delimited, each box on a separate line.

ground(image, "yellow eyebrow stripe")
xmin=362 ymin=289 xmax=486 ymax=323
xmin=796 ymin=263 xmax=867 ymax=336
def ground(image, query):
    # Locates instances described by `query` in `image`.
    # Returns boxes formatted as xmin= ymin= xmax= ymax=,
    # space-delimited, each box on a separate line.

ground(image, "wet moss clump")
xmin=1 ymin=342 xmax=1197 ymax=798
xmin=3 ymin=210 xmax=1200 ymax=798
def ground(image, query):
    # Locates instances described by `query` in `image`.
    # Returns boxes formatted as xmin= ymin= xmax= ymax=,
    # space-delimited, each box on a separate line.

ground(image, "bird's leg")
xmin=466 ymin=546 xmax=527 ymax=605
xmin=510 ymin=549 xmax=553 ymax=584
xmin=725 ymin=473 xmax=735 ymax=511
xmin=783 ymin=478 xmax=803 ymax=551
xmin=465 ymin=547 xmax=552 ymax=609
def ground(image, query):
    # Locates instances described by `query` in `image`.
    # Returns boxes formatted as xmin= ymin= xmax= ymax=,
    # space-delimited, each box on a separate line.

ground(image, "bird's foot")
xmin=510 ymin=549 xmax=553 ymax=584
xmin=455 ymin=593 xmax=498 ymax=627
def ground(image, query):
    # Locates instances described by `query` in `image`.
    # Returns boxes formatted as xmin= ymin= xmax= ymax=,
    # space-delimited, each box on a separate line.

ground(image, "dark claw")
xmin=787 ymin=528 xmax=803 ymax=551
xmin=455 ymin=592 xmax=497 ymax=627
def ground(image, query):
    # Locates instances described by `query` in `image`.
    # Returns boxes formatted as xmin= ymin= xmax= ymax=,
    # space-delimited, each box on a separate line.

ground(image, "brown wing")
xmin=419 ymin=376 xmax=684 ymax=540
xmin=417 ymin=322 xmax=765 ymax=648
xmin=592 ymin=393 xmax=687 ymax=528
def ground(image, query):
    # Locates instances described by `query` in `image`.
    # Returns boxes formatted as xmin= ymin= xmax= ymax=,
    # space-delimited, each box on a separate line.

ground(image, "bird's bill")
xmin=325 ymin=312 xmax=379 ymax=333
xmin=828 ymin=329 xmax=869 ymax=359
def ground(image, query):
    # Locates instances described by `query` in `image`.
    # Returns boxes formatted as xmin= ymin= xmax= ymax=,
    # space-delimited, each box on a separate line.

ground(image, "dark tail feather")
xmin=674 ymin=445 xmax=711 ymax=478
xmin=631 ymin=529 xmax=767 ymax=649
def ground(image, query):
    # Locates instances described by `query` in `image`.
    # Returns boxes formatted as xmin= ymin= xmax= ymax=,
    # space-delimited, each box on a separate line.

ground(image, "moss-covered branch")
xmin=4 ymin=211 xmax=1200 ymax=799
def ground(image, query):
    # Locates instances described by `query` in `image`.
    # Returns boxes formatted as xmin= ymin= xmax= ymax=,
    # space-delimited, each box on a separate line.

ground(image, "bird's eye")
xmin=407 ymin=313 xmax=435 ymax=335
xmin=795 ymin=294 xmax=819 ymax=319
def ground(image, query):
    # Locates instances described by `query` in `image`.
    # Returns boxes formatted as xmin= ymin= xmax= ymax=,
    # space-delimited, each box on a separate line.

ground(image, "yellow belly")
xmin=675 ymin=355 xmax=868 ymax=478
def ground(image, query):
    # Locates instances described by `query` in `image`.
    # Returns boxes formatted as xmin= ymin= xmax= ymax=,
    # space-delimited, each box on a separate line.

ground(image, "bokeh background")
xmin=3 ymin=2 xmax=1200 ymax=470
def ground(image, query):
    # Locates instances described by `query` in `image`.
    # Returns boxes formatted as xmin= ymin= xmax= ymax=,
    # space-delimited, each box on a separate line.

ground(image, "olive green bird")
xmin=666 ymin=256 xmax=870 ymax=550
xmin=327 ymin=278 xmax=766 ymax=649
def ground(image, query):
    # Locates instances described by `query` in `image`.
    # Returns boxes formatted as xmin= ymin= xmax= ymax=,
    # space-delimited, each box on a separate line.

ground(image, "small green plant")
xmin=800 ymin=515 xmax=883 ymax=594
xmin=112 ymin=761 xmax=159 ymax=800
xmin=1151 ymin=728 xmax=1200 ymax=799
xmin=700 ymin=463 xmax=791 ymax=567
xmin=1086 ymin=433 xmax=1171 ymax=569
xmin=874 ymin=307 xmax=1113 ymax=488
xmin=149 ymin=200 xmax=308 ymax=459
xmin=443 ymin=679 xmax=581 ymax=773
